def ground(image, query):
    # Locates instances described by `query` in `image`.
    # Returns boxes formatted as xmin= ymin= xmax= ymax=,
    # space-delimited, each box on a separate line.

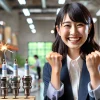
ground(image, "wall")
xmin=0 ymin=11 xmax=19 ymax=61
xmin=0 ymin=11 xmax=19 ymax=32
xmin=0 ymin=11 xmax=55 ymax=58
xmin=18 ymin=15 xmax=55 ymax=58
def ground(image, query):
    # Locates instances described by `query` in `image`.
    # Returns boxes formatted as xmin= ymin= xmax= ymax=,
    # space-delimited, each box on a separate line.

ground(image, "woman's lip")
xmin=68 ymin=37 xmax=81 ymax=40
xmin=67 ymin=37 xmax=81 ymax=44
xmin=68 ymin=37 xmax=81 ymax=38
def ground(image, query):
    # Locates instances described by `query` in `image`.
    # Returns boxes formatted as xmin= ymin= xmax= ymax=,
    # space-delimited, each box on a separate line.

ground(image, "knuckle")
xmin=46 ymin=56 xmax=49 ymax=59
xmin=46 ymin=54 xmax=50 ymax=58
xmin=51 ymin=54 xmax=54 ymax=58
xmin=90 ymin=55 xmax=93 ymax=59
xmin=95 ymin=55 xmax=98 ymax=58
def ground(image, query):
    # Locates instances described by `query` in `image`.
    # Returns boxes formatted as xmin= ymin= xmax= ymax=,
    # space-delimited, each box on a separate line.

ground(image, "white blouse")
xmin=67 ymin=55 xmax=83 ymax=100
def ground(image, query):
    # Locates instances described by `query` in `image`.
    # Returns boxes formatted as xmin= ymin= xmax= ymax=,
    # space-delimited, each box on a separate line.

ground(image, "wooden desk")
xmin=0 ymin=96 xmax=36 ymax=100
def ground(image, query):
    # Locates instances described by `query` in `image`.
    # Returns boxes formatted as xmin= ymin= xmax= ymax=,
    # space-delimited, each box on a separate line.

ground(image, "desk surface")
xmin=0 ymin=96 xmax=36 ymax=100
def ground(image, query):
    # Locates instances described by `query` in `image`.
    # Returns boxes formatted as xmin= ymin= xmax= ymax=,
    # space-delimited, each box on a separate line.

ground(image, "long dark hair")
xmin=52 ymin=2 xmax=100 ymax=60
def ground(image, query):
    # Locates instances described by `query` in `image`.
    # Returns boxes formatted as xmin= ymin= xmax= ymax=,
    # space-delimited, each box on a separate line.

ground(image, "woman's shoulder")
xmin=43 ymin=62 xmax=52 ymax=72
xmin=43 ymin=62 xmax=52 ymax=77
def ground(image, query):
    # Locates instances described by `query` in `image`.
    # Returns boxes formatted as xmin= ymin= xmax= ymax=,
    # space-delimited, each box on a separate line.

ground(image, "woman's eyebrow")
xmin=62 ymin=21 xmax=71 ymax=24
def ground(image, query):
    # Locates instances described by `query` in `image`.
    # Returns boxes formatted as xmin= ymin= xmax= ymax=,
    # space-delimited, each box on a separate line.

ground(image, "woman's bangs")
xmin=67 ymin=4 xmax=89 ymax=24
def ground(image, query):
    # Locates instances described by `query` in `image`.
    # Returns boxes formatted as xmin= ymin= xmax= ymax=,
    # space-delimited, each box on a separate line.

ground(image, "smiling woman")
xmin=43 ymin=2 xmax=100 ymax=100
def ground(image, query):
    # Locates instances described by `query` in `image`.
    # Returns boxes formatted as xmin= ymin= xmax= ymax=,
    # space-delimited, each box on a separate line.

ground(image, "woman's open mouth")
xmin=67 ymin=37 xmax=81 ymax=43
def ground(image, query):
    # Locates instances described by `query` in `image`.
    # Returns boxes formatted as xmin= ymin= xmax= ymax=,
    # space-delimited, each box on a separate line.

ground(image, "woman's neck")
xmin=68 ymin=49 xmax=80 ymax=60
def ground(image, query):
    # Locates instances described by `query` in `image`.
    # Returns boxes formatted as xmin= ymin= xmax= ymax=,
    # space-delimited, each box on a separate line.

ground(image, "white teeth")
xmin=69 ymin=38 xmax=80 ymax=41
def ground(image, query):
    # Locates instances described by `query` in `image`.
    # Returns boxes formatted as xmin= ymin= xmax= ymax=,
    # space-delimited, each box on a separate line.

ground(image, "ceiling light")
xmin=92 ymin=18 xmax=97 ymax=23
xmin=22 ymin=8 xmax=30 ymax=16
xmin=41 ymin=0 xmax=46 ymax=8
xmin=26 ymin=18 xmax=33 ymax=24
xmin=31 ymin=29 xmax=36 ymax=34
xmin=96 ymin=9 xmax=100 ymax=16
xmin=29 ymin=24 xmax=35 ymax=29
xmin=58 ymin=0 xmax=65 ymax=4
xmin=0 ymin=21 xmax=5 ymax=25
xmin=18 ymin=0 xmax=26 ymax=5
xmin=51 ymin=30 xmax=54 ymax=34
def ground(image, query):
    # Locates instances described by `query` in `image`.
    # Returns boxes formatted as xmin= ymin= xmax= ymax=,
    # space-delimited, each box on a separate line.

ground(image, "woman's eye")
xmin=64 ymin=24 xmax=71 ymax=27
xmin=77 ymin=23 xmax=84 ymax=27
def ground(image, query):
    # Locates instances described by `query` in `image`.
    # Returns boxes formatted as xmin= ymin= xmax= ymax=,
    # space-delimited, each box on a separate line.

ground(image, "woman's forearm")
xmin=51 ymin=71 xmax=61 ymax=90
xmin=90 ymin=73 xmax=100 ymax=89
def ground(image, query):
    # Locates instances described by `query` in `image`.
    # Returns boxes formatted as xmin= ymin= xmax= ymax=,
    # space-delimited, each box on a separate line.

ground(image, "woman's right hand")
xmin=46 ymin=52 xmax=62 ymax=74
xmin=46 ymin=52 xmax=62 ymax=89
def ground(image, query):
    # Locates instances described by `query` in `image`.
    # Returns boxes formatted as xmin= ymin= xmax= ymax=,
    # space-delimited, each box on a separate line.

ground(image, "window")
xmin=28 ymin=42 xmax=52 ymax=67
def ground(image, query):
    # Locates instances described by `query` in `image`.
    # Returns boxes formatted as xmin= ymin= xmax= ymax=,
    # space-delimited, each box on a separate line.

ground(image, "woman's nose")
xmin=70 ymin=25 xmax=78 ymax=35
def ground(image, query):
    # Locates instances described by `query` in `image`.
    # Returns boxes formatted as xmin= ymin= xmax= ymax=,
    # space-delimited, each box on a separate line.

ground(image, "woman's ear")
xmin=56 ymin=25 xmax=61 ymax=36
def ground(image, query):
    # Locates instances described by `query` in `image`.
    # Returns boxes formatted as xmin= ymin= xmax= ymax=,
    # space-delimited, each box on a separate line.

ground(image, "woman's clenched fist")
xmin=46 ymin=52 xmax=62 ymax=73
xmin=86 ymin=51 xmax=100 ymax=76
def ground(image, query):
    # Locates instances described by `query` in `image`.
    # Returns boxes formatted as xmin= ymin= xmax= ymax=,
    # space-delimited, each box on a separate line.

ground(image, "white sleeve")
xmin=88 ymin=82 xmax=100 ymax=100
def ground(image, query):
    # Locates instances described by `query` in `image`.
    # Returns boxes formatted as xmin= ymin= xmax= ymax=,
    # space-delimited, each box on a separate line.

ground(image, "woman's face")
xmin=56 ymin=14 xmax=89 ymax=52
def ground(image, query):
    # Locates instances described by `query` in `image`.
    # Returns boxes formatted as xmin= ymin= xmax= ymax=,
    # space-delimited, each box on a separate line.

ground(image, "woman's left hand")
xmin=86 ymin=51 xmax=100 ymax=75
xmin=86 ymin=50 xmax=100 ymax=89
